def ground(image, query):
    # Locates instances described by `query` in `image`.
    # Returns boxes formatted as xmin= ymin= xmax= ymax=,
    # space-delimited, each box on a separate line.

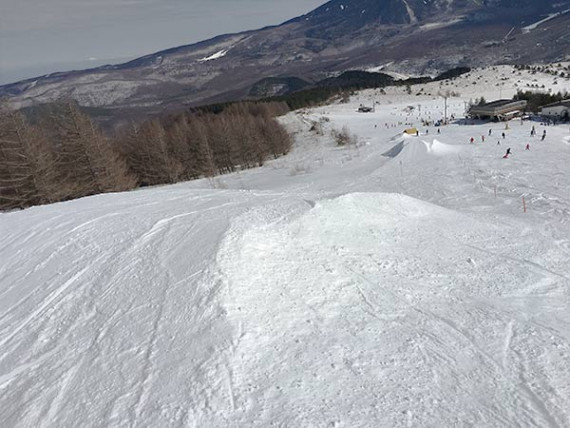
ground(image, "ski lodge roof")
xmin=468 ymin=99 xmax=527 ymax=118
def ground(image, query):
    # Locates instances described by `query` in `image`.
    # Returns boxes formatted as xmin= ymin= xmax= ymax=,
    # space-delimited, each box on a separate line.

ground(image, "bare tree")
xmin=0 ymin=98 xmax=294 ymax=210
xmin=120 ymin=118 xmax=181 ymax=186
xmin=0 ymin=106 xmax=59 ymax=209
xmin=187 ymin=117 xmax=216 ymax=178
xmin=46 ymin=101 xmax=135 ymax=197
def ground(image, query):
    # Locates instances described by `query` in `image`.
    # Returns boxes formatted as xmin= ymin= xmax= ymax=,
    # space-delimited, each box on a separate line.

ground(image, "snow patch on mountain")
xmin=402 ymin=0 xmax=418 ymax=23
xmin=420 ymin=17 xmax=464 ymax=30
xmin=522 ymin=8 xmax=570 ymax=33
xmin=198 ymin=49 xmax=229 ymax=63
xmin=364 ymin=65 xmax=413 ymax=80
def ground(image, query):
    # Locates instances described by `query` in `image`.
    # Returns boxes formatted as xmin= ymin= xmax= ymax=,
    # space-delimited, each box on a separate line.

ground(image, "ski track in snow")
xmin=1 ymin=82 xmax=570 ymax=427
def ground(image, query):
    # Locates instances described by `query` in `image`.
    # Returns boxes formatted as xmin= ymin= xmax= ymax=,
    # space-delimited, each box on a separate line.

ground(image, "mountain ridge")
xmin=2 ymin=0 xmax=569 ymax=125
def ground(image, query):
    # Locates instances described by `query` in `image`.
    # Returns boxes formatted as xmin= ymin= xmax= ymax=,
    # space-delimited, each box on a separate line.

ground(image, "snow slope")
xmin=1 ymin=73 xmax=570 ymax=427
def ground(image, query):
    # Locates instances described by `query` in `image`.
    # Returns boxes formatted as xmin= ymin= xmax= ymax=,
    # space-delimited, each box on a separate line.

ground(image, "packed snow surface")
xmin=1 ymin=79 xmax=570 ymax=427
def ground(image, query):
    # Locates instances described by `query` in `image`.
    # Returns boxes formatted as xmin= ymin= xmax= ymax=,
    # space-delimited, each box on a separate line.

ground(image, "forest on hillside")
xmin=0 ymin=101 xmax=291 ymax=210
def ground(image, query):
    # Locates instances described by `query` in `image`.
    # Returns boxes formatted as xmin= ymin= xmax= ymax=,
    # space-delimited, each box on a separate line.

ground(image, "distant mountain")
xmin=2 ymin=0 xmax=569 ymax=126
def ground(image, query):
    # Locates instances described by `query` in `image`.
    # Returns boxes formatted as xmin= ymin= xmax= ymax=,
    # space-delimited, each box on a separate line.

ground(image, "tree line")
xmin=513 ymin=90 xmax=570 ymax=113
xmin=0 ymin=101 xmax=291 ymax=210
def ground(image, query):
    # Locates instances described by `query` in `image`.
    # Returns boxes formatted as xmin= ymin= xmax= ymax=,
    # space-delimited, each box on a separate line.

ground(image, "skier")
xmin=525 ymin=143 xmax=530 ymax=150
xmin=503 ymin=147 xmax=512 ymax=158
xmin=470 ymin=137 xmax=474 ymax=144
xmin=497 ymin=140 xmax=501 ymax=145
xmin=482 ymin=135 xmax=485 ymax=142
xmin=541 ymin=130 xmax=546 ymax=141
xmin=502 ymin=132 xmax=506 ymax=139
xmin=488 ymin=129 xmax=492 ymax=136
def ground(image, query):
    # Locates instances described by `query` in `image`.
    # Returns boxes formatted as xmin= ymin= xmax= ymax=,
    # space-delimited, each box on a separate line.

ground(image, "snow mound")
xmin=306 ymin=192 xmax=456 ymax=222
xmin=384 ymin=137 xmax=458 ymax=160
xmin=216 ymin=192 xmax=566 ymax=426
xmin=425 ymin=138 xmax=460 ymax=155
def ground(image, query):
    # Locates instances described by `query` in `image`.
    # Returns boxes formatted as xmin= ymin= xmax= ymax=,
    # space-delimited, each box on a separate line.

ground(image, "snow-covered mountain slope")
xmin=2 ymin=0 xmax=569 ymax=124
xmin=1 ymin=73 xmax=570 ymax=427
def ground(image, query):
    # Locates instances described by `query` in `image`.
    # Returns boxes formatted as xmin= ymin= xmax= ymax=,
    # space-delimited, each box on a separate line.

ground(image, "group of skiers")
xmin=469 ymin=124 xmax=548 ymax=159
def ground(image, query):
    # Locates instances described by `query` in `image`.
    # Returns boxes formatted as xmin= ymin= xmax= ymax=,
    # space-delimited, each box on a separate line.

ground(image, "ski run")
xmin=1 ymin=66 xmax=570 ymax=427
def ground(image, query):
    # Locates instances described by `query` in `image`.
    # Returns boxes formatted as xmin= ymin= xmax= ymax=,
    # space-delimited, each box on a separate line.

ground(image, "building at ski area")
xmin=468 ymin=99 xmax=527 ymax=120
xmin=540 ymin=100 xmax=570 ymax=120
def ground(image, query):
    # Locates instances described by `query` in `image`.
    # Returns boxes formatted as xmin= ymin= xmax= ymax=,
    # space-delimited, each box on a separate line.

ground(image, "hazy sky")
xmin=0 ymin=0 xmax=326 ymax=84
